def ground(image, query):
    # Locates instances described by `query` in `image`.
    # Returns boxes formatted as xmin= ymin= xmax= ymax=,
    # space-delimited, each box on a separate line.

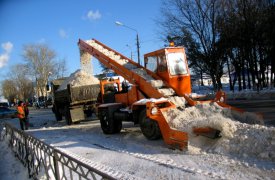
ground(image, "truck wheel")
xmin=53 ymin=106 xmax=62 ymax=121
xmin=139 ymin=109 xmax=161 ymax=140
xmin=114 ymin=119 xmax=122 ymax=133
xmin=99 ymin=108 xmax=116 ymax=134
xmin=65 ymin=107 xmax=72 ymax=125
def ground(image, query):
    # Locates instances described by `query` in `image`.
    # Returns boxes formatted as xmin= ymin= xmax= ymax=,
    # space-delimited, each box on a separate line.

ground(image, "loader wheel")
xmin=99 ymin=108 xmax=121 ymax=134
xmin=139 ymin=109 xmax=161 ymax=140
xmin=65 ymin=107 xmax=72 ymax=125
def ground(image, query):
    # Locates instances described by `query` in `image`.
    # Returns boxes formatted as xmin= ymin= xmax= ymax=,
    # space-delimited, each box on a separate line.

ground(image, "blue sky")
xmin=0 ymin=0 xmax=165 ymax=80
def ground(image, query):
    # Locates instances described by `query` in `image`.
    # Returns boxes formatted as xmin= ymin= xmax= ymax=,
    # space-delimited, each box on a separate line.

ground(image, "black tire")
xmin=99 ymin=108 xmax=121 ymax=134
xmin=65 ymin=106 xmax=72 ymax=125
xmin=53 ymin=106 xmax=62 ymax=121
xmin=114 ymin=119 xmax=122 ymax=133
xmin=139 ymin=109 xmax=161 ymax=140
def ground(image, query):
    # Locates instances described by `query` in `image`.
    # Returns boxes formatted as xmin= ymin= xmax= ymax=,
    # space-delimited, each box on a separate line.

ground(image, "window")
xmin=167 ymin=53 xmax=188 ymax=75
xmin=0 ymin=102 xmax=9 ymax=107
xmin=146 ymin=56 xmax=158 ymax=72
xmin=158 ymin=55 xmax=167 ymax=72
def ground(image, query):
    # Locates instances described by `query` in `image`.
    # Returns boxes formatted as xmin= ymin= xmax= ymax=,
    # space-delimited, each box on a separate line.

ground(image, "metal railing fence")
xmin=2 ymin=123 xmax=116 ymax=180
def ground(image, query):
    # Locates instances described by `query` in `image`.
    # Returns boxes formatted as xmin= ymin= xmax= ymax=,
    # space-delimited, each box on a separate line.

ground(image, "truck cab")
xmin=144 ymin=47 xmax=191 ymax=96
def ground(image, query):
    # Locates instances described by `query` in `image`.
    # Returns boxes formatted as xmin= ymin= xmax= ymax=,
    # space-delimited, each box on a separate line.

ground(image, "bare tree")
xmin=1 ymin=64 xmax=34 ymax=102
xmin=1 ymin=79 xmax=17 ymax=103
xmin=218 ymin=0 xmax=275 ymax=90
xmin=159 ymin=0 xmax=226 ymax=90
xmin=22 ymin=44 xmax=57 ymax=98
xmin=53 ymin=58 xmax=67 ymax=79
xmin=9 ymin=64 xmax=34 ymax=101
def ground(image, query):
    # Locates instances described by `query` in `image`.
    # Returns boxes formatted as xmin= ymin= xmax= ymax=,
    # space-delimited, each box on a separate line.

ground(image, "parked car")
xmin=0 ymin=102 xmax=9 ymax=107
xmin=0 ymin=106 xmax=17 ymax=119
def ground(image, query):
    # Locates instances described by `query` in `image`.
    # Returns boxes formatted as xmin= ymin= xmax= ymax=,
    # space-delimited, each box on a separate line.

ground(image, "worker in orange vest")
xmin=17 ymin=101 xmax=29 ymax=130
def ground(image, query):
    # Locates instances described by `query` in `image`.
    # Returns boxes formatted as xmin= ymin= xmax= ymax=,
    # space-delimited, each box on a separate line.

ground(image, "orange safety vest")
xmin=17 ymin=106 xmax=25 ymax=119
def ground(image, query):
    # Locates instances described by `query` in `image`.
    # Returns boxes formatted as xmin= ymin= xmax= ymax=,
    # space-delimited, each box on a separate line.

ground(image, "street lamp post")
xmin=46 ymin=72 xmax=52 ymax=105
xmin=126 ymin=44 xmax=133 ymax=60
xmin=115 ymin=21 xmax=140 ymax=65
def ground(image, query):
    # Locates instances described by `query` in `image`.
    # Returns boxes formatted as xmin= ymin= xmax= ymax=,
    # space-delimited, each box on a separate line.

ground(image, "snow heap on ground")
xmin=58 ymin=69 xmax=99 ymax=91
xmin=163 ymin=103 xmax=275 ymax=161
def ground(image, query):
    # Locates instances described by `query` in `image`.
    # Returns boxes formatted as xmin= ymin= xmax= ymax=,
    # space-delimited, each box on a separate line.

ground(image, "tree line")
xmin=159 ymin=0 xmax=275 ymax=91
xmin=0 ymin=44 xmax=67 ymax=104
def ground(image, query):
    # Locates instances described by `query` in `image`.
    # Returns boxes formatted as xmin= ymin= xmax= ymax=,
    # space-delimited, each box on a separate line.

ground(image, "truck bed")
xmin=54 ymin=84 xmax=100 ymax=105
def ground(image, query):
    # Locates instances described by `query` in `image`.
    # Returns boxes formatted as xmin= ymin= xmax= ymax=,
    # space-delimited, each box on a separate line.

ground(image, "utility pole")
xmin=115 ymin=21 xmax=141 ymax=65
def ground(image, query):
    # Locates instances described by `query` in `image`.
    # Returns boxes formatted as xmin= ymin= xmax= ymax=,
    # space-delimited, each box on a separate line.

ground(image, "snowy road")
xmin=1 ymin=107 xmax=274 ymax=179
xmin=227 ymin=99 xmax=275 ymax=126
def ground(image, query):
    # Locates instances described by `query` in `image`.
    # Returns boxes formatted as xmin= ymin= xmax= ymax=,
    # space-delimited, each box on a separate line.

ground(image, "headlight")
xmin=151 ymin=107 xmax=158 ymax=115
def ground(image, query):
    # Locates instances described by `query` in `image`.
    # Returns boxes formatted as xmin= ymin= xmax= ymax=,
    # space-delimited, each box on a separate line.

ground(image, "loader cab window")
xmin=145 ymin=56 xmax=157 ymax=72
xmin=167 ymin=52 xmax=188 ymax=75
xmin=158 ymin=55 xmax=167 ymax=72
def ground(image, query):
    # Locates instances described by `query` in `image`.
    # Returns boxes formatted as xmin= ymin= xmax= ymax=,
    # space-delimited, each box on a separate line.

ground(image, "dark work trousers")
xmin=19 ymin=118 xmax=29 ymax=130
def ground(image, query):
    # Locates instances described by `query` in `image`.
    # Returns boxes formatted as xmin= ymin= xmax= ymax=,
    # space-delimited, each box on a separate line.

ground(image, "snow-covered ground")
xmin=0 ymin=105 xmax=275 ymax=179
xmin=192 ymin=85 xmax=275 ymax=100
xmin=0 ymin=134 xmax=29 ymax=180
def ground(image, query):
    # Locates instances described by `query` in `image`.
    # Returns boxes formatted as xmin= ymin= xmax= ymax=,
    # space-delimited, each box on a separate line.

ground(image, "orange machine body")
xmin=144 ymin=47 xmax=192 ymax=95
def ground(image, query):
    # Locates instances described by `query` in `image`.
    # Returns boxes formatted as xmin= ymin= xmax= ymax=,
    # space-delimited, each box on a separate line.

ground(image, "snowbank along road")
xmin=1 ymin=107 xmax=275 ymax=179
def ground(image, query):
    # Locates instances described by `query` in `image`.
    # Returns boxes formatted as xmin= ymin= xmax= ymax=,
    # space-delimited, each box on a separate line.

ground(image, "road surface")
xmin=227 ymin=99 xmax=275 ymax=126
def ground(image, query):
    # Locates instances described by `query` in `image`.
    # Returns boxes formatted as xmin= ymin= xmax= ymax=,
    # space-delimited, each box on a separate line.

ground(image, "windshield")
xmin=167 ymin=52 xmax=188 ymax=75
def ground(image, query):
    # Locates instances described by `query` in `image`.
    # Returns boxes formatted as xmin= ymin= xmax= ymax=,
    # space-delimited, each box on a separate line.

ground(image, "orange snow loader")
xmin=78 ymin=39 xmax=245 ymax=150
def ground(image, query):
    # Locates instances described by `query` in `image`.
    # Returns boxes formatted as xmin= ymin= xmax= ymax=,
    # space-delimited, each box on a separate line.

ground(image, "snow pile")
xmin=58 ymin=69 xmax=99 ymax=91
xmin=163 ymin=103 xmax=275 ymax=161
xmin=163 ymin=103 xmax=237 ymax=138
xmin=216 ymin=123 xmax=275 ymax=160
xmin=167 ymin=96 xmax=186 ymax=107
